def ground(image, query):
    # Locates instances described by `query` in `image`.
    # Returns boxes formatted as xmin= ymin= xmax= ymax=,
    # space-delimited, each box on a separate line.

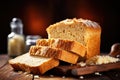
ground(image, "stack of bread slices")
xmin=9 ymin=18 xmax=101 ymax=75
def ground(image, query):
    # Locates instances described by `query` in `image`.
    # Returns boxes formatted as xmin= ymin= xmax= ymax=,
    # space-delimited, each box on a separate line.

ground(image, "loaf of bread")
xmin=36 ymin=38 xmax=86 ymax=57
xmin=9 ymin=53 xmax=59 ymax=74
xmin=29 ymin=46 xmax=79 ymax=64
xmin=46 ymin=18 xmax=101 ymax=59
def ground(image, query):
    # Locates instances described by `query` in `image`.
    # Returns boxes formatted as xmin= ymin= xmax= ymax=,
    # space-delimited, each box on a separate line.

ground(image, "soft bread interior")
xmin=47 ymin=21 xmax=86 ymax=46
xmin=9 ymin=53 xmax=54 ymax=66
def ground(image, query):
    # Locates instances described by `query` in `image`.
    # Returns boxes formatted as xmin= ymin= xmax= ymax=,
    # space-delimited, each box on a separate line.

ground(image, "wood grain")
xmin=0 ymin=54 xmax=9 ymax=68
xmin=0 ymin=55 xmax=120 ymax=80
xmin=51 ymin=62 xmax=120 ymax=76
xmin=71 ymin=62 xmax=120 ymax=76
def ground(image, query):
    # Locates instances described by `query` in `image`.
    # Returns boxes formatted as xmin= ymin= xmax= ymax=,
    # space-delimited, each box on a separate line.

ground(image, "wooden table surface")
xmin=0 ymin=54 xmax=120 ymax=80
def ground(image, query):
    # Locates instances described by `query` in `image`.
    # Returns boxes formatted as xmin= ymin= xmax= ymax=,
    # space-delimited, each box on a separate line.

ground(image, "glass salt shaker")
xmin=8 ymin=18 xmax=25 ymax=58
xmin=25 ymin=35 xmax=41 ymax=52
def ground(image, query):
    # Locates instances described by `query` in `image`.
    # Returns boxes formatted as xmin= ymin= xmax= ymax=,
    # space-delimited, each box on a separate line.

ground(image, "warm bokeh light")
xmin=23 ymin=4 xmax=51 ymax=38
xmin=76 ymin=0 xmax=104 ymax=24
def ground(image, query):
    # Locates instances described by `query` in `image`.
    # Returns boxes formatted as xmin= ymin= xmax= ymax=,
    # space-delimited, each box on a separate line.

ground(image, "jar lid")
xmin=26 ymin=35 xmax=42 ymax=40
xmin=10 ymin=18 xmax=23 ymax=28
xmin=26 ymin=35 xmax=42 ymax=45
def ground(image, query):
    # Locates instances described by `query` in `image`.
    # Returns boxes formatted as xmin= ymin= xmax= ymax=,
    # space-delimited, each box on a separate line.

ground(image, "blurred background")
xmin=0 ymin=0 xmax=120 ymax=54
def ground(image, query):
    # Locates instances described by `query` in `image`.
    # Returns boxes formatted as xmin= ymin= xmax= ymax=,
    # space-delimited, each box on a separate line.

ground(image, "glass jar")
xmin=25 ymin=35 xmax=41 ymax=52
xmin=8 ymin=18 xmax=25 ymax=58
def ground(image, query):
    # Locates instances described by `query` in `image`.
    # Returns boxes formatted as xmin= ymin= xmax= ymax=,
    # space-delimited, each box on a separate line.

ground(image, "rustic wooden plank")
xmin=0 ymin=54 xmax=9 ymax=68
xmin=32 ymin=74 xmax=112 ymax=80
xmin=71 ymin=62 xmax=120 ymax=76
xmin=103 ymin=69 xmax=120 ymax=80
xmin=0 ymin=63 xmax=33 ymax=80
xmin=51 ymin=62 xmax=120 ymax=76
xmin=0 ymin=54 xmax=120 ymax=80
xmin=0 ymin=59 xmax=119 ymax=80
xmin=34 ymin=76 xmax=79 ymax=80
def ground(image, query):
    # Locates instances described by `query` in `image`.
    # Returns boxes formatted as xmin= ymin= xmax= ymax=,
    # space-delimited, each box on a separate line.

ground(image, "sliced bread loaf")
xmin=46 ymin=18 xmax=101 ymax=59
xmin=29 ymin=46 xmax=79 ymax=64
xmin=9 ymin=53 xmax=59 ymax=74
xmin=36 ymin=38 xmax=86 ymax=57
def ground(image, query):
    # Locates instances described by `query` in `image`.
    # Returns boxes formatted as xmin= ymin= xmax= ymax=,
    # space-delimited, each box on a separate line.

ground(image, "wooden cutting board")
xmin=2 ymin=55 xmax=119 ymax=80
xmin=51 ymin=61 xmax=120 ymax=76
xmin=50 ymin=43 xmax=120 ymax=76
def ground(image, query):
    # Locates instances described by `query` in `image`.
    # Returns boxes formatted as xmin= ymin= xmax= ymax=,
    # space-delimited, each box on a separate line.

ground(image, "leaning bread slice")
xmin=36 ymin=38 xmax=86 ymax=57
xmin=9 ymin=53 xmax=59 ymax=75
xmin=29 ymin=46 xmax=79 ymax=64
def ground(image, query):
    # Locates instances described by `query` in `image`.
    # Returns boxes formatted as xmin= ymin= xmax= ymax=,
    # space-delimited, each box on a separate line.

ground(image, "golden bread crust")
xmin=9 ymin=53 xmax=59 ymax=74
xmin=36 ymin=38 xmax=86 ymax=57
xmin=29 ymin=46 xmax=79 ymax=64
xmin=46 ymin=18 xmax=101 ymax=59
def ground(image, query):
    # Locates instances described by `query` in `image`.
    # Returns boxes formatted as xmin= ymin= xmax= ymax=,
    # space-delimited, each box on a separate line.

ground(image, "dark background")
xmin=0 ymin=0 xmax=120 ymax=54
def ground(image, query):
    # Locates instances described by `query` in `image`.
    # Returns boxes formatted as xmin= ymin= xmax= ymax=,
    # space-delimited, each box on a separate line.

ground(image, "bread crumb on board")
xmin=49 ymin=74 xmax=54 ymax=77
xmin=95 ymin=72 xmax=102 ymax=76
xmin=62 ymin=76 xmax=66 ymax=78
xmin=77 ymin=55 xmax=119 ymax=66
xmin=34 ymin=75 xmax=40 ymax=79
xmin=77 ymin=61 xmax=86 ymax=67
xmin=86 ymin=55 xmax=119 ymax=65
xmin=79 ymin=76 xmax=84 ymax=79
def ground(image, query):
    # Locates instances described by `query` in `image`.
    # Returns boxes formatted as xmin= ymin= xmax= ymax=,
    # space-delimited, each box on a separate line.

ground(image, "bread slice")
xmin=29 ymin=46 xmax=79 ymax=64
xmin=46 ymin=18 xmax=101 ymax=59
xmin=36 ymin=38 xmax=86 ymax=57
xmin=9 ymin=53 xmax=59 ymax=75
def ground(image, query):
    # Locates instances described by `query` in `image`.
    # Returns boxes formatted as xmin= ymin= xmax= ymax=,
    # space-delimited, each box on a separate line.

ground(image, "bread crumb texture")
xmin=86 ymin=55 xmax=119 ymax=65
